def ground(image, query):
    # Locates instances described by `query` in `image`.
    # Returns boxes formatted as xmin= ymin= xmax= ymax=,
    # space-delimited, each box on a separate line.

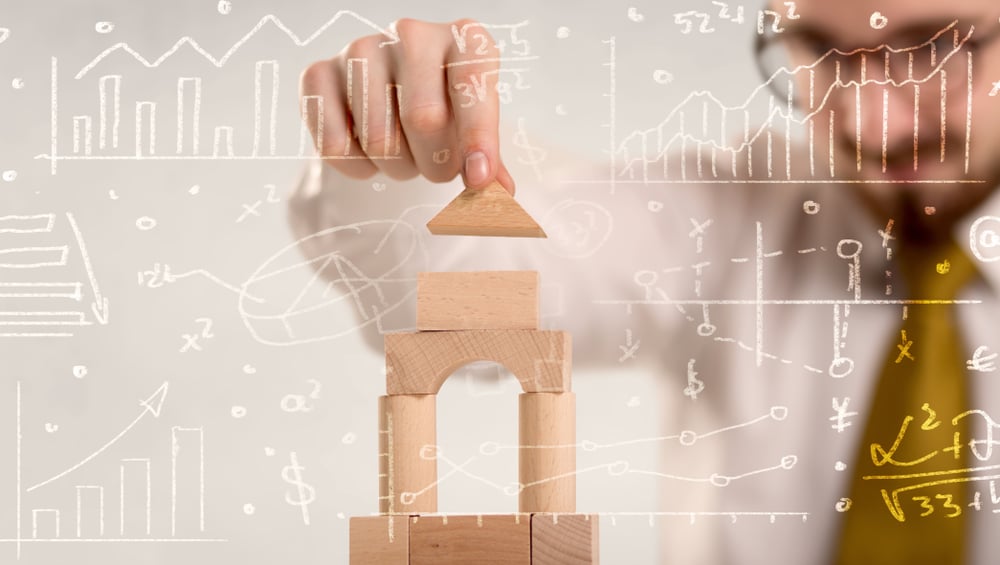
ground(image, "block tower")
xmin=349 ymin=182 xmax=599 ymax=564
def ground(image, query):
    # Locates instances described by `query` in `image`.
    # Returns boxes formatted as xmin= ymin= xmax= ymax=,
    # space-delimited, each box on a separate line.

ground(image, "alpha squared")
xmin=417 ymin=271 xmax=540 ymax=331
xmin=385 ymin=330 xmax=571 ymax=395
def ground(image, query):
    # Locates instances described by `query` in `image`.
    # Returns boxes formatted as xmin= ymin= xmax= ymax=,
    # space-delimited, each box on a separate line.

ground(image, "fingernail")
xmin=464 ymin=151 xmax=490 ymax=187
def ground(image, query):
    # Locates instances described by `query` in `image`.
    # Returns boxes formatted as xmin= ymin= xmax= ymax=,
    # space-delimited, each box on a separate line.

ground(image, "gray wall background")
xmin=0 ymin=1 xmax=760 ymax=563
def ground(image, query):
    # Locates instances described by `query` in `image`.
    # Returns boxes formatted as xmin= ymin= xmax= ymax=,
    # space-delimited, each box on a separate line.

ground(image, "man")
xmin=290 ymin=1 xmax=1000 ymax=562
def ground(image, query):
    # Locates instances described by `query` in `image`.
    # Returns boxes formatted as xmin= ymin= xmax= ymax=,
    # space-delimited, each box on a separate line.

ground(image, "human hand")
xmin=299 ymin=18 xmax=515 ymax=194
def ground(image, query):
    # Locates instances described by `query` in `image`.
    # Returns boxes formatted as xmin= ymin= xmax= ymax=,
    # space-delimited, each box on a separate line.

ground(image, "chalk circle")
xmin=648 ymin=200 xmax=664 ymax=213
xmin=218 ymin=1 xmax=233 ymax=15
xmin=0 ymin=28 xmax=9 ymax=44
xmin=2 ymin=170 xmax=17 ymax=182
xmin=607 ymin=461 xmax=630 ymax=476
xmin=780 ymin=455 xmax=798 ymax=470
xmin=11 ymin=78 xmax=24 ymax=89
xmin=828 ymin=357 xmax=855 ymax=378
xmin=924 ymin=206 xmax=937 ymax=215
xmin=503 ymin=483 xmax=525 ymax=496
xmin=231 ymin=406 xmax=247 ymax=418
xmin=542 ymin=199 xmax=614 ymax=259
xmin=653 ymin=70 xmax=674 ymax=85
xmin=770 ymin=406 xmax=789 ymax=421
xmin=834 ymin=461 xmax=847 ymax=471
xmin=419 ymin=444 xmax=441 ymax=460
xmin=432 ymin=148 xmax=451 ymax=164
xmin=581 ymin=440 xmax=599 ymax=452
xmin=340 ymin=432 xmax=357 ymax=445
xmin=634 ymin=270 xmax=659 ymax=288
xmin=264 ymin=447 xmax=276 ymax=456
xmin=242 ymin=364 xmax=256 ymax=374
xmin=836 ymin=239 xmax=862 ymax=260
xmin=135 ymin=216 xmax=157 ymax=230
xmin=95 ymin=21 xmax=115 ymax=34
xmin=869 ymin=12 xmax=889 ymax=30
xmin=399 ymin=492 xmax=417 ymax=505
xmin=697 ymin=323 xmax=717 ymax=337
xmin=554 ymin=104 xmax=568 ymax=116
xmin=970 ymin=215 xmax=1000 ymax=263
xmin=803 ymin=200 xmax=821 ymax=215
xmin=555 ymin=26 xmax=571 ymax=39
xmin=479 ymin=441 xmax=501 ymax=456
xmin=835 ymin=497 xmax=853 ymax=512
xmin=678 ymin=430 xmax=698 ymax=446
xmin=243 ymin=503 xmax=255 ymax=515
xmin=709 ymin=474 xmax=731 ymax=487
xmin=72 ymin=365 xmax=88 ymax=379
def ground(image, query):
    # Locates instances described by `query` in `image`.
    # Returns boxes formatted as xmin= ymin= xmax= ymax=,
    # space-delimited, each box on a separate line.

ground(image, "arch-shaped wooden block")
xmin=385 ymin=330 xmax=571 ymax=395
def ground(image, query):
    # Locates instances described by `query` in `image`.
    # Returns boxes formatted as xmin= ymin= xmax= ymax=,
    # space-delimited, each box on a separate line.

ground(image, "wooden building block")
xmin=417 ymin=271 xmax=539 ymax=331
xmin=379 ymin=395 xmax=438 ymax=514
xmin=426 ymin=181 xmax=547 ymax=238
xmin=350 ymin=515 xmax=410 ymax=565
xmin=519 ymin=393 xmax=576 ymax=514
xmin=409 ymin=514 xmax=531 ymax=565
xmin=531 ymin=514 xmax=600 ymax=564
xmin=385 ymin=330 xmax=571 ymax=395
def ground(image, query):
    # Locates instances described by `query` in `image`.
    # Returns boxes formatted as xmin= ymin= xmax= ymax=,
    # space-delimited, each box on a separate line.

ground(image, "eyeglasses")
xmin=754 ymin=19 xmax=1000 ymax=109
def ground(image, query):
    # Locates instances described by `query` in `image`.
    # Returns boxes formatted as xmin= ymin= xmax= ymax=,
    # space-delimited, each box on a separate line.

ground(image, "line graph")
xmin=576 ymin=22 xmax=984 ymax=189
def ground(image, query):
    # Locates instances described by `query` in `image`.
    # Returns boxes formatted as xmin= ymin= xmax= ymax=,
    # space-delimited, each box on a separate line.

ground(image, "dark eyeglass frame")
xmin=753 ymin=19 xmax=1000 ymax=104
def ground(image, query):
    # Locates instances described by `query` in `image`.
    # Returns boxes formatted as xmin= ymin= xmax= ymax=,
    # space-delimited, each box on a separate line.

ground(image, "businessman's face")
xmin=769 ymin=0 xmax=1000 ymax=229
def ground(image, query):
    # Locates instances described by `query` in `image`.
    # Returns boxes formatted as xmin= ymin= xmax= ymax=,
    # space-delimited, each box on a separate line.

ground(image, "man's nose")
xmin=836 ymin=78 xmax=919 ymax=170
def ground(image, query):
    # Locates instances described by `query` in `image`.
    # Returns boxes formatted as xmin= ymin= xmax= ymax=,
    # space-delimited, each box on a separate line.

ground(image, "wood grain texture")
xmin=409 ymin=514 xmax=531 ymax=565
xmin=379 ymin=395 xmax=437 ymax=515
xmin=416 ymin=271 xmax=540 ymax=331
xmin=531 ymin=514 xmax=600 ymax=565
xmin=519 ymin=393 xmax=576 ymax=514
xmin=426 ymin=181 xmax=547 ymax=238
xmin=349 ymin=515 xmax=410 ymax=565
xmin=385 ymin=330 xmax=571 ymax=395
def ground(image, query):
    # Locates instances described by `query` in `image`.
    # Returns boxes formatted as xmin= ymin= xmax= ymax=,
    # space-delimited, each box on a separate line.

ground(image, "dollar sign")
xmin=513 ymin=117 xmax=547 ymax=181
xmin=282 ymin=452 xmax=315 ymax=525
xmin=683 ymin=359 xmax=705 ymax=400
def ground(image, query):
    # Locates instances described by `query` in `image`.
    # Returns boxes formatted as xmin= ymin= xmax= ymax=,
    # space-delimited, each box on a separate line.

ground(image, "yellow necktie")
xmin=835 ymin=241 xmax=976 ymax=565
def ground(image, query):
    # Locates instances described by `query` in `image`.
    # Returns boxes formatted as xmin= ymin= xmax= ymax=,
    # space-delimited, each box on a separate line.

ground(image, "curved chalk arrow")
xmin=26 ymin=382 xmax=169 ymax=492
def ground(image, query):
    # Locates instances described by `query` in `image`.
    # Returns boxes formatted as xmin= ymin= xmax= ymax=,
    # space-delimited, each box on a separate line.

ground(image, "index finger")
xmin=444 ymin=20 xmax=507 ymax=191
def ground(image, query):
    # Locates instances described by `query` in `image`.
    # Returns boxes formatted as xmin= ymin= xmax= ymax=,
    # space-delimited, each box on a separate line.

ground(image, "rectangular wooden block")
xmin=409 ymin=514 xmax=531 ymax=565
xmin=531 ymin=514 xmax=600 ymax=564
xmin=350 ymin=515 xmax=409 ymax=565
xmin=417 ymin=271 xmax=539 ymax=331
xmin=385 ymin=330 xmax=571 ymax=395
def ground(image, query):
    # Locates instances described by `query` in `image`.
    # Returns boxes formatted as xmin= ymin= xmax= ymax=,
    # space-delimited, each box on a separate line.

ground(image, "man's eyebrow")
xmin=780 ymin=20 xmax=964 ymax=49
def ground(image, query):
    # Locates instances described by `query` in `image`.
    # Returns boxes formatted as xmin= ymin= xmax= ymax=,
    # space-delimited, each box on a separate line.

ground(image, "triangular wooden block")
xmin=426 ymin=181 xmax=547 ymax=238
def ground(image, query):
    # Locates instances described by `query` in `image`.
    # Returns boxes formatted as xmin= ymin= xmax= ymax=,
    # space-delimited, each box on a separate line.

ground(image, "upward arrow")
xmin=26 ymin=382 xmax=169 ymax=493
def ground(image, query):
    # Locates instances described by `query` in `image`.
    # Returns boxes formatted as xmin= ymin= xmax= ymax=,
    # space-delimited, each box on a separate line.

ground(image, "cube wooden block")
xmin=385 ymin=330 xmax=571 ymax=395
xmin=409 ymin=514 xmax=531 ymax=565
xmin=417 ymin=271 xmax=540 ymax=331
xmin=350 ymin=515 xmax=410 ymax=565
xmin=531 ymin=514 xmax=600 ymax=564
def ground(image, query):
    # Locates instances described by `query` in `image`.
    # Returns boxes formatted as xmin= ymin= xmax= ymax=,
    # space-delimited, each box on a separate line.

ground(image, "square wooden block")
xmin=531 ymin=513 xmax=600 ymax=564
xmin=349 ymin=515 xmax=409 ymax=565
xmin=417 ymin=271 xmax=539 ymax=331
xmin=409 ymin=514 xmax=531 ymax=565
